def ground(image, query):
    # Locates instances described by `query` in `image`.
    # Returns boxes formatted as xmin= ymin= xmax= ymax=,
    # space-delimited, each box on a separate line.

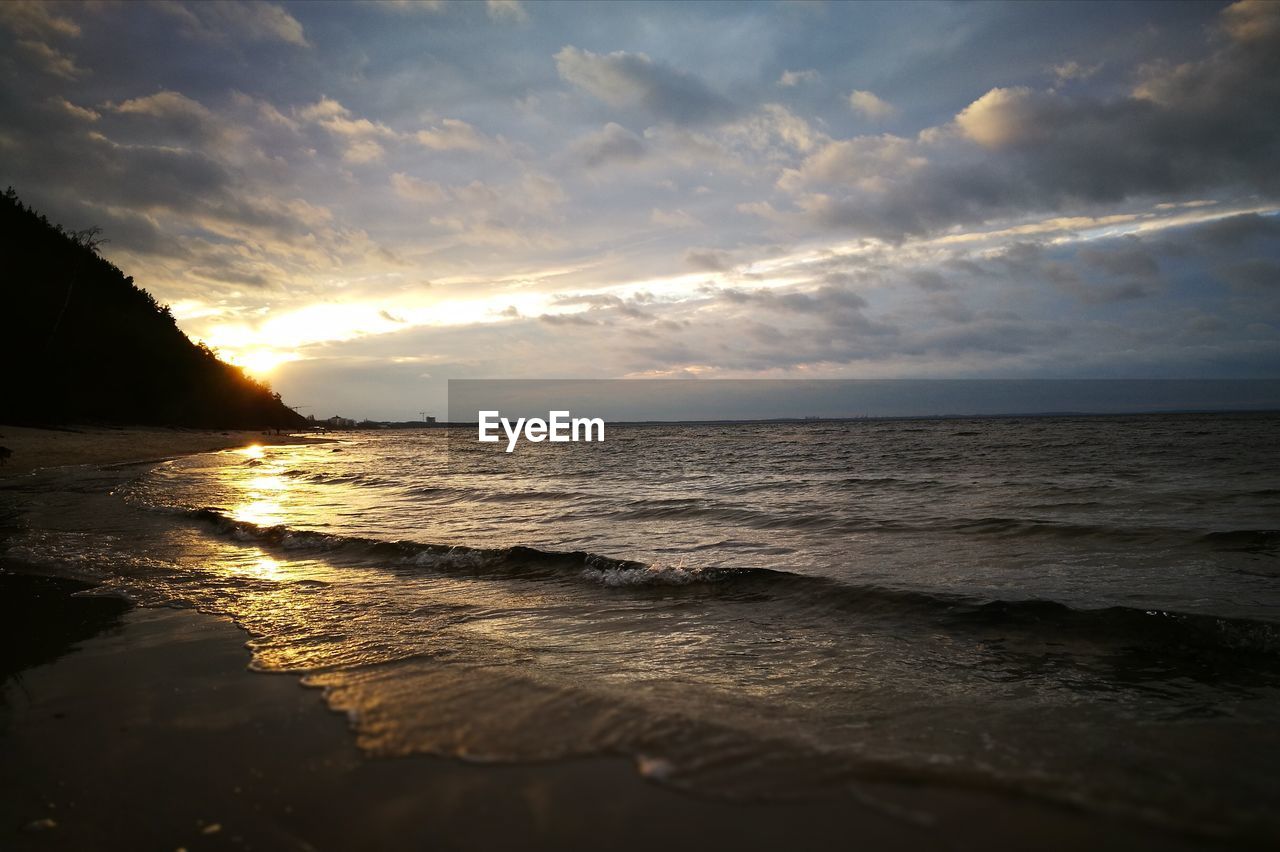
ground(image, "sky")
xmin=2 ymin=0 xmax=1279 ymax=420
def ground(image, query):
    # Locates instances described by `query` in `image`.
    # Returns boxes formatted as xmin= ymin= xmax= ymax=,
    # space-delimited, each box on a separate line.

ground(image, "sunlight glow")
xmin=229 ymin=348 xmax=301 ymax=377
xmin=232 ymin=497 xmax=285 ymax=527
xmin=182 ymin=202 xmax=1278 ymax=376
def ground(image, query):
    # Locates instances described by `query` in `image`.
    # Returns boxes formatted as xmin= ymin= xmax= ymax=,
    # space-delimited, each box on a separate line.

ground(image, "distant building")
xmin=325 ymin=415 xmax=356 ymax=429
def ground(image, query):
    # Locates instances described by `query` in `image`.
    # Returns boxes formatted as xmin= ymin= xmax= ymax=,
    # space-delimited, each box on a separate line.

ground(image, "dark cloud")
xmin=1078 ymin=239 xmax=1159 ymax=280
xmin=906 ymin=269 xmax=952 ymax=291
xmin=685 ymin=249 xmax=733 ymax=272
xmin=1217 ymin=259 xmax=1280 ymax=293
xmin=907 ymin=320 xmax=1072 ymax=358
xmin=992 ymin=239 xmax=1162 ymax=304
xmin=538 ymin=312 xmax=598 ymax=326
xmin=1177 ymin=212 xmax=1280 ymax=250
xmin=715 ymin=283 xmax=894 ymax=336
xmin=551 ymin=292 xmax=655 ymax=321
xmin=554 ymin=46 xmax=738 ymax=126
xmin=786 ymin=2 xmax=1280 ymax=239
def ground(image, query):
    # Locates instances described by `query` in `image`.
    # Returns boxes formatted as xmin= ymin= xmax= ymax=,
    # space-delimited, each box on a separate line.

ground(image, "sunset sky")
xmin=3 ymin=0 xmax=1278 ymax=419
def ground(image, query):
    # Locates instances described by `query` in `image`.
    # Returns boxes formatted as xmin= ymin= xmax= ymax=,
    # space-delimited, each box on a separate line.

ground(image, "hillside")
xmin=0 ymin=190 xmax=306 ymax=429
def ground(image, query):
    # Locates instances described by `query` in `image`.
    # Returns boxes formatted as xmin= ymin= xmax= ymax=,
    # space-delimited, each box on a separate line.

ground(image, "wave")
xmin=181 ymin=507 xmax=1280 ymax=658
xmin=605 ymin=498 xmax=1280 ymax=551
xmin=281 ymin=469 xmax=398 ymax=488
xmin=1200 ymin=529 xmax=1280 ymax=553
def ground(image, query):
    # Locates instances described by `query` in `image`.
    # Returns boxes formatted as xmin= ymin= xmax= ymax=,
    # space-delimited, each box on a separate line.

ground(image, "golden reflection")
xmin=226 ymin=444 xmax=294 ymax=526
xmin=233 ymin=498 xmax=286 ymax=526
xmin=245 ymin=553 xmax=283 ymax=580
xmin=247 ymin=474 xmax=287 ymax=491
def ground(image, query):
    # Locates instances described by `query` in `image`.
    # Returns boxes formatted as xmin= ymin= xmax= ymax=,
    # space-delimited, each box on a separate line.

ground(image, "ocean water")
xmin=4 ymin=414 xmax=1280 ymax=840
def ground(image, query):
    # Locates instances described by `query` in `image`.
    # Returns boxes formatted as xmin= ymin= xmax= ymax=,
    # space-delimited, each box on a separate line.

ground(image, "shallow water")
xmin=4 ymin=414 xmax=1279 ymax=840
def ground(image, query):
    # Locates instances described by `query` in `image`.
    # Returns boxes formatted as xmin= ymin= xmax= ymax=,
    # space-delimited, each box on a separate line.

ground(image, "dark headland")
xmin=0 ymin=189 xmax=304 ymax=431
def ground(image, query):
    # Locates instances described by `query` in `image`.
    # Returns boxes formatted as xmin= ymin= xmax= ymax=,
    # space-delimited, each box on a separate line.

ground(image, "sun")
xmin=229 ymin=348 xmax=300 ymax=377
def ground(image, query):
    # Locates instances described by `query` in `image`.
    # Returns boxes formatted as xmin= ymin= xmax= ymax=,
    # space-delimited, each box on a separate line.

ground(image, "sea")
xmin=3 ymin=413 xmax=1279 ymax=841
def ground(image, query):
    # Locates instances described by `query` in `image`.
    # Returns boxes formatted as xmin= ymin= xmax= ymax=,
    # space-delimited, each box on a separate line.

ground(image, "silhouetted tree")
xmin=0 ymin=190 xmax=307 ymax=429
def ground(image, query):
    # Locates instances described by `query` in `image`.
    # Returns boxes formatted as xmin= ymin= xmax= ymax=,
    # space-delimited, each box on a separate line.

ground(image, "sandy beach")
xmin=0 ymin=570 xmax=1229 ymax=851
xmin=0 ymin=425 xmax=327 ymax=478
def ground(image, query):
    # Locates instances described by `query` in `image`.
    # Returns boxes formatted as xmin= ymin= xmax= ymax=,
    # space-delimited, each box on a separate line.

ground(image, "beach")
xmin=0 ymin=570 xmax=1223 ymax=852
xmin=0 ymin=425 xmax=325 ymax=478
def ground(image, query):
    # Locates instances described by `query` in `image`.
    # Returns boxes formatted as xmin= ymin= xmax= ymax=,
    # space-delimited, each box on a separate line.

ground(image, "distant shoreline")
xmin=0 ymin=425 xmax=332 ymax=478
xmin=405 ymin=408 xmax=1280 ymax=429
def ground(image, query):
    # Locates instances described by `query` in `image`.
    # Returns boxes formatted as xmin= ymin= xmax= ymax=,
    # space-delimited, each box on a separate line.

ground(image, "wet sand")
xmin=0 ymin=571 xmax=1237 ymax=851
xmin=0 ymin=425 xmax=327 ymax=478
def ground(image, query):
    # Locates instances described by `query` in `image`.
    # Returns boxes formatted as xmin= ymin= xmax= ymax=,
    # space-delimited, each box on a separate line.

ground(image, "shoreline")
xmin=0 ymin=424 xmax=331 ymax=479
xmin=0 ymin=569 xmax=1242 ymax=851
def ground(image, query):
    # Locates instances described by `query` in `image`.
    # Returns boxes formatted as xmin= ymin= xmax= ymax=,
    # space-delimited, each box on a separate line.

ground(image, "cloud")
xmin=1078 ymin=240 xmax=1159 ymax=281
xmin=393 ymin=169 xmax=563 ymax=219
xmin=651 ymin=208 xmax=701 ymax=228
xmin=953 ymin=87 xmax=1036 ymax=147
xmin=539 ymin=312 xmax=597 ymax=326
xmin=1179 ymin=212 xmax=1280 ymax=249
xmin=848 ymin=90 xmax=896 ymax=120
xmin=779 ymin=2 xmax=1280 ymax=239
xmin=571 ymin=122 xmax=647 ymax=168
xmin=110 ymin=91 xmax=225 ymax=146
xmin=47 ymin=96 xmax=98 ymax=122
xmin=992 ymin=236 xmax=1162 ymax=305
xmin=685 ymin=248 xmax=733 ymax=272
xmin=300 ymin=98 xmax=395 ymax=141
xmin=779 ymin=134 xmax=925 ymax=194
xmin=486 ymin=0 xmax=529 ymax=25
xmin=1218 ymin=259 xmax=1280 ymax=293
xmin=1221 ymin=0 xmax=1280 ymax=43
xmin=415 ymin=118 xmax=501 ymax=153
xmin=736 ymin=200 xmax=782 ymax=221
xmin=15 ymin=38 xmax=84 ymax=79
xmin=377 ymin=0 xmax=446 ymax=12
xmin=156 ymin=1 xmax=309 ymax=47
xmin=778 ymin=69 xmax=820 ymax=87
xmin=296 ymin=96 xmax=399 ymax=162
xmin=0 ymin=1 xmax=80 ymax=39
xmin=1052 ymin=60 xmax=1101 ymax=84
xmin=518 ymin=172 xmax=567 ymax=210
xmin=554 ymin=46 xmax=737 ymax=125
xmin=723 ymin=104 xmax=823 ymax=156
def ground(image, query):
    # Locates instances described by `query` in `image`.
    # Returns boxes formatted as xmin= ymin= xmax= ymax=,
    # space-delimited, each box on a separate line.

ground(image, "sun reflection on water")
xmin=247 ymin=474 xmax=287 ymax=491
xmin=233 ymin=498 xmax=286 ymax=527
xmin=243 ymin=552 xmax=283 ymax=580
xmin=231 ymin=452 xmax=290 ymax=526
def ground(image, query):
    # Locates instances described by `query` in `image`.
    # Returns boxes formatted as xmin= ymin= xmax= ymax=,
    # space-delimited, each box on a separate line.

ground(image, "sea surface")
xmin=4 ymin=414 xmax=1280 ymax=841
